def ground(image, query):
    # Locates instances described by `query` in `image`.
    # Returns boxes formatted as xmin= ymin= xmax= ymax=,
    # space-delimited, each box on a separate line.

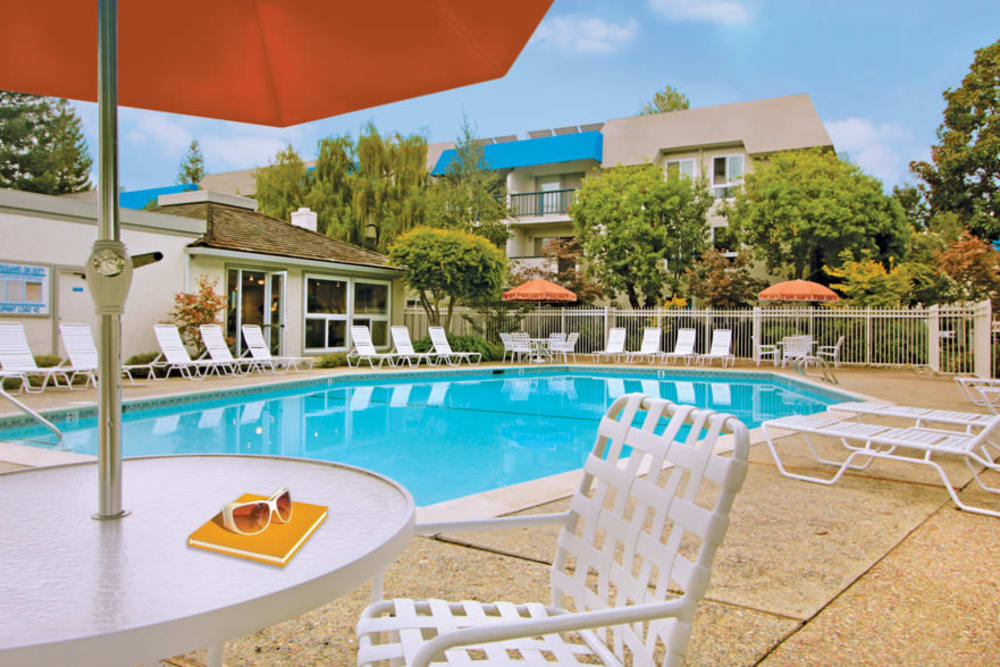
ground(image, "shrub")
xmin=314 ymin=353 xmax=348 ymax=368
xmin=170 ymin=275 xmax=226 ymax=355
xmin=125 ymin=351 xmax=159 ymax=378
xmin=33 ymin=354 xmax=62 ymax=368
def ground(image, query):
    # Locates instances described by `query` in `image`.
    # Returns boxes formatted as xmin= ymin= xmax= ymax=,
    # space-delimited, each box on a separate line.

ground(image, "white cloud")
xmin=648 ymin=0 xmax=749 ymax=25
xmin=531 ymin=14 xmax=639 ymax=54
xmin=200 ymin=134 xmax=293 ymax=170
xmin=122 ymin=110 xmax=192 ymax=157
xmin=825 ymin=117 xmax=917 ymax=188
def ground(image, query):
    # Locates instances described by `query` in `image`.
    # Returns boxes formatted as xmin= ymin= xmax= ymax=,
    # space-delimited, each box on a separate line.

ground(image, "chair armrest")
xmin=416 ymin=511 xmax=572 ymax=535
xmin=409 ymin=598 xmax=689 ymax=667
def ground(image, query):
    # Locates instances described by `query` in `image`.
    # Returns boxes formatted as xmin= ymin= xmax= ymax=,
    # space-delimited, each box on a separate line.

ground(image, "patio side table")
xmin=0 ymin=455 xmax=414 ymax=666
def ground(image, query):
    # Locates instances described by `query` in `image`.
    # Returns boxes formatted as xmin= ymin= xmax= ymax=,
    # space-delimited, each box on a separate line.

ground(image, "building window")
xmin=711 ymin=155 xmax=743 ymax=199
xmin=665 ymin=159 xmax=695 ymax=180
xmin=305 ymin=276 xmax=348 ymax=351
xmin=533 ymin=235 xmax=574 ymax=257
xmin=304 ymin=275 xmax=391 ymax=351
xmin=352 ymin=281 xmax=390 ymax=347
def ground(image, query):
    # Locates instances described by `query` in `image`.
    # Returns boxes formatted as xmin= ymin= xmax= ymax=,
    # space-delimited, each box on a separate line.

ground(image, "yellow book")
xmin=188 ymin=493 xmax=328 ymax=567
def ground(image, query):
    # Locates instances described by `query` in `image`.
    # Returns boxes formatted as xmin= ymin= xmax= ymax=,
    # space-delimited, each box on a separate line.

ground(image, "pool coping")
xmin=0 ymin=363 xmax=879 ymax=519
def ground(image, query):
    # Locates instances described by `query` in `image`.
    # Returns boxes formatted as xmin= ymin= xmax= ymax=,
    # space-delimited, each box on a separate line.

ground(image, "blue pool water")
xmin=1 ymin=369 xmax=848 ymax=505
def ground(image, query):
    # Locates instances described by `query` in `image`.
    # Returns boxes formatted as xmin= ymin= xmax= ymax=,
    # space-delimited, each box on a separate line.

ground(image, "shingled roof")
xmin=162 ymin=200 xmax=396 ymax=270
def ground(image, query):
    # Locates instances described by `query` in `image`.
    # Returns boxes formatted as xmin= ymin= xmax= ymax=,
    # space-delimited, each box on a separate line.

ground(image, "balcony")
xmin=509 ymin=188 xmax=576 ymax=217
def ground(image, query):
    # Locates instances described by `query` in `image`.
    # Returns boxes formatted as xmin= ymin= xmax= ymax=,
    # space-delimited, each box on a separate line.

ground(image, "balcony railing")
xmin=510 ymin=188 xmax=576 ymax=217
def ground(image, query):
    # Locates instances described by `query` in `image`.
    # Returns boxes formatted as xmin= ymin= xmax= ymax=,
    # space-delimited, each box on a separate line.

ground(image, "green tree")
xmin=726 ymin=149 xmax=910 ymax=281
xmin=892 ymin=183 xmax=930 ymax=231
xmin=911 ymin=38 xmax=1000 ymax=240
xmin=303 ymin=135 xmax=357 ymax=239
xmin=389 ymin=227 xmax=506 ymax=332
xmin=685 ymin=250 xmax=766 ymax=308
xmin=937 ymin=233 xmax=1000 ymax=307
xmin=639 ymin=85 xmax=690 ymax=115
xmin=825 ymin=253 xmax=912 ymax=308
xmin=571 ymin=163 xmax=712 ymax=308
xmin=255 ymin=145 xmax=308 ymax=222
xmin=426 ymin=117 xmax=512 ymax=247
xmin=0 ymin=92 xmax=92 ymax=194
xmin=177 ymin=139 xmax=205 ymax=185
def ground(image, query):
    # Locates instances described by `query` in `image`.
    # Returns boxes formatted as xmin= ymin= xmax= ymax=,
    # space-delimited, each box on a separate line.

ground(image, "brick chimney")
xmin=290 ymin=207 xmax=318 ymax=233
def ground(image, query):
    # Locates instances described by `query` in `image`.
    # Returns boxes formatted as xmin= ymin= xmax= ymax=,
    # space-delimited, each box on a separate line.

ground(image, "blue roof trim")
xmin=432 ymin=131 xmax=603 ymax=175
xmin=119 ymin=184 xmax=198 ymax=210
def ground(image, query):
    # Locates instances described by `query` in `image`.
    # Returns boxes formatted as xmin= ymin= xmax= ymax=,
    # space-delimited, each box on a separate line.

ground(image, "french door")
xmin=226 ymin=268 xmax=285 ymax=356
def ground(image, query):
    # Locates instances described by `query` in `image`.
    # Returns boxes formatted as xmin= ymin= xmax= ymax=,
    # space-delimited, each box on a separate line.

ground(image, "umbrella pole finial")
xmin=90 ymin=0 xmax=130 ymax=520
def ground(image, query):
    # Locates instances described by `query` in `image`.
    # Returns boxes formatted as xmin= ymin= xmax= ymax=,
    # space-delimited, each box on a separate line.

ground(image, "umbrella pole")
xmin=88 ymin=0 xmax=132 ymax=520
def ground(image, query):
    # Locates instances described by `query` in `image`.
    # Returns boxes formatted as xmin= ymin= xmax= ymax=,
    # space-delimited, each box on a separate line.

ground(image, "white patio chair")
xmin=662 ymin=328 xmax=696 ymax=365
xmin=348 ymin=325 xmax=397 ymax=369
xmin=626 ymin=327 xmax=662 ymax=364
xmin=817 ymin=335 xmax=845 ymax=368
xmin=0 ymin=322 xmax=72 ymax=394
xmin=544 ymin=332 xmax=566 ymax=361
xmin=509 ymin=332 xmax=533 ymax=363
xmin=549 ymin=332 xmax=579 ymax=363
xmin=198 ymin=324 xmax=247 ymax=375
xmin=241 ymin=324 xmax=314 ymax=373
xmin=697 ymin=329 xmax=735 ymax=367
xmin=356 ymin=393 xmax=750 ymax=667
xmin=59 ymin=322 xmax=149 ymax=385
xmin=428 ymin=326 xmax=481 ymax=365
xmin=591 ymin=327 xmax=626 ymax=363
xmin=751 ymin=335 xmax=780 ymax=367
xmin=827 ymin=401 xmax=1000 ymax=437
xmin=762 ymin=412 xmax=1000 ymax=517
xmin=390 ymin=326 xmax=439 ymax=367
xmin=498 ymin=332 xmax=516 ymax=363
xmin=151 ymin=324 xmax=224 ymax=380
xmin=780 ymin=335 xmax=816 ymax=368
xmin=955 ymin=377 xmax=1000 ymax=414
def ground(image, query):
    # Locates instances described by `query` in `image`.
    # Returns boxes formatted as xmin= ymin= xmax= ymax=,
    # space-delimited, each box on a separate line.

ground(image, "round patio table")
xmin=0 ymin=455 xmax=414 ymax=667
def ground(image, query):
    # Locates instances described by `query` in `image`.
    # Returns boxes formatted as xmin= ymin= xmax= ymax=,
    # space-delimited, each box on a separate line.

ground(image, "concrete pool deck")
xmin=2 ymin=364 xmax=999 ymax=664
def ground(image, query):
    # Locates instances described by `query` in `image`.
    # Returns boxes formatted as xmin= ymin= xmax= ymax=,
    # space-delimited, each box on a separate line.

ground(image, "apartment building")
xmin=430 ymin=94 xmax=833 ymax=274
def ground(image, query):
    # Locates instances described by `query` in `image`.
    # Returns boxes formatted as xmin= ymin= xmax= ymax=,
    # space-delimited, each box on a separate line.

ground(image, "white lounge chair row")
xmin=591 ymin=327 xmax=736 ymax=366
xmin=153 ymin=323 xmax=313 ymax=380
xmin=348 ymin=325 xmax=483 ymax=368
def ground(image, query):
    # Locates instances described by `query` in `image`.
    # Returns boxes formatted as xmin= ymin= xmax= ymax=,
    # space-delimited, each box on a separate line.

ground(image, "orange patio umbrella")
xmin=758 ymin=279 xmax=840 ymax=302
xmin=503 ymin=278 xmax=578 ymax=303
xmin=0 ymin=0 xmax=552 ymax=518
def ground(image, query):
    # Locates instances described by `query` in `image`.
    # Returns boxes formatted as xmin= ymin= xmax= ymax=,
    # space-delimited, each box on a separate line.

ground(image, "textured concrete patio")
xmin=2 ymin=364 xmax=998 ymax=665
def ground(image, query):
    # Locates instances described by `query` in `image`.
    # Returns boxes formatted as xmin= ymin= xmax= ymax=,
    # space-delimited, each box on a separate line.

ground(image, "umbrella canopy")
xmin=0 ymin=0 xmax=551 ymax=518
xmin=758 ymin=279 xmax=840 ymax=302
xmin=3 ymin=1 xmax=553 ymax=127
xmin=503 ymin=278 xmax=577 ymax=303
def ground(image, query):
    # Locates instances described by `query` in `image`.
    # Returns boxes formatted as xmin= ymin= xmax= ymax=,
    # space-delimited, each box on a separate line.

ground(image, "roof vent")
xmin=290 ymin=207 xmax=318 ymax=233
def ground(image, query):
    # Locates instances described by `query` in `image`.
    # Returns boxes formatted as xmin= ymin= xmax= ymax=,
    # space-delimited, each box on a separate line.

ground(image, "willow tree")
xmin=255 ymin=145 xmax=308 ymax=222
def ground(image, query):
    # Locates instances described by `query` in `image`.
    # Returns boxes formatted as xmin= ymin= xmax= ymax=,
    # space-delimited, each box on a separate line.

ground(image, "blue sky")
xmin=70 ymin=0 xmax=999 ymax=193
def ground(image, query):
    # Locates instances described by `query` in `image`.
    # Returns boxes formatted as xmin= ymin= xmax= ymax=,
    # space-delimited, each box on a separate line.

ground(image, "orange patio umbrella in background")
xmin=0 ymin=0 xmax=553 ymax=518
xmin=503 ymin=278 xmax=578 ymax=303
xmin=758 ymin=279 xmax=840 ymax=302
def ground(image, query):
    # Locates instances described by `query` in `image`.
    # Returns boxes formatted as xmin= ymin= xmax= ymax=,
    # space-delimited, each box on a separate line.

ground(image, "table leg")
xmin=206 ymin=641 xmax=224 ymax=667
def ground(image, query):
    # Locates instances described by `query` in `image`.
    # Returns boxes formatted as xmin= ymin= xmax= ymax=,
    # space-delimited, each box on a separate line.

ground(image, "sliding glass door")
xmin=226 ymin=268 xmax=285 ymax=355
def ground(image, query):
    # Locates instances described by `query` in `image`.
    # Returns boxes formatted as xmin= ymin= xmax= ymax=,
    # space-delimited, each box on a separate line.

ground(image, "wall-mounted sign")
xmin=0 ymin=263 xmax=49 ymax=315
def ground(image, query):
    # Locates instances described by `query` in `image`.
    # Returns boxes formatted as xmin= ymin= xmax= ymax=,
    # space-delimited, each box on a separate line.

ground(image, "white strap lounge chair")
xmin=241 ymin=324 xmax=314 ymax=373
xmin=827 ymin=401 xmax=999 ymax=436
xmin=347 ymin=325 xmax=397 ymax=368
xmin=591 ymin=327 xmax=626 ymax=363
xmin=356 ymin=393 xmax=750 ymax=667
xmin=627 ymin=327 xmax=662 ymax=364
xmin=198 ymin=324 xmax=246 ymax=375
xmin=663 ymin=327 xmax=697 ymax=365
xmin=752 ymin=335 xmax=780 ymax=367
xmin=762 ymin=412 xmax=1000 ymax=517
xmin=549 ymin=332 xmax=579 ymax=363
xmin=697 ymin=329 xmax=735 ymax=367
xmin=955 ymin=376 xmax=1000 ymax=414
xmin=59 ymin=322 xmax=149 ymax=385
xmin=428 ymin=326 xmax=481 ymax=365
xmin=498 ymin=332 xmax=516 ymax=363
xmin=0 ymin=322 xmax=72 ymax=393
xmin=390 ymin=326 xmax=439 ymax=367
xmin=152 ymin=324 xmax=224 ymax=380
xmin=817 ymin=335 xmax=845 ymax=368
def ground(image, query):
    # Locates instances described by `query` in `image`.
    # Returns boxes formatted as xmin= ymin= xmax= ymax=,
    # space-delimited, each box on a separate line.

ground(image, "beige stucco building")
xmin=0 ymin=189 xmax=403 ymax=361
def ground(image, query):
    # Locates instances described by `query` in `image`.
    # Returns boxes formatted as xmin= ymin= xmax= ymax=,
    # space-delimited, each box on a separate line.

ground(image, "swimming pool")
xmin=0 ymin=368 xmax=851 ymax=505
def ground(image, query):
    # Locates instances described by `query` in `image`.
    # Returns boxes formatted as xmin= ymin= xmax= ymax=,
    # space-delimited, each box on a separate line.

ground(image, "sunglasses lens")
xmin=275 ymin=490 xmax=293 ymax=522
xmin=232 ymin=502 xmax=270 ymax=533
